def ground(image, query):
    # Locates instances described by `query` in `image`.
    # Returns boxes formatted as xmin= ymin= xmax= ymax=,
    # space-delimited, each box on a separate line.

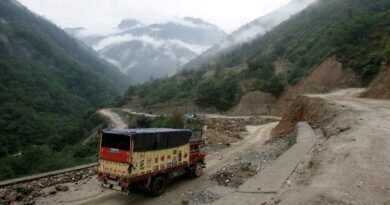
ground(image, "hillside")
xmin=184 ymin=0 xmax=316 ymax=70
xmin=0 ymin=0 xmax=131 ymax=180
xmin=367 ymin=64 xmax=390 ymax=99
xmin=116 ymin=0 xmax=390 ymax=115
xmin=67 ymin=17 xmax=227 ymax=83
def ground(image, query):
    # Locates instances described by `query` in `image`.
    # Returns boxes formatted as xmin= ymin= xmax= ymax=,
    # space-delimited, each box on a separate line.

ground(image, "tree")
xmin=195 ymin=74 xmax=241 ymax=111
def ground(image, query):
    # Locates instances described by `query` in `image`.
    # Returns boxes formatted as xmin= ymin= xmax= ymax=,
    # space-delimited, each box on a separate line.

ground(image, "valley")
xmin=3 ymin=88 xmax=389 ymax=205
xmin=0 ymin=0 xmax=389 ymax=204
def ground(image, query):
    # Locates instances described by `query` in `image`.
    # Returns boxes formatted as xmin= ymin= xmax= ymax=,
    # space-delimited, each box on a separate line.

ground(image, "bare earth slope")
xmin=367 ymin=64 xmax=390 ymax=99
xmin=272 ymin=56 xmax=359 ymax=116
xmin=228 ymin=91 xmax=275 ymax=116
xmin=271 ymin=89 xmax=390 ymax=204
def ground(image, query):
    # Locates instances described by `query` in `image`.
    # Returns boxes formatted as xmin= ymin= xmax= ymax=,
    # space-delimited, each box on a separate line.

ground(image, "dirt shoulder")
xmin=270 ymin=89 xmax=390 ymax=204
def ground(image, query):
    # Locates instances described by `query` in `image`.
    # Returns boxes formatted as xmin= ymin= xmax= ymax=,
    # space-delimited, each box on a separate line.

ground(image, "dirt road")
xmin=49 ymin=89 xmax=390 ymax=204
xmin=36 ymin=119 xmax=278 ymax=205
xmin=101 ymin=108 xmax=281 ymax=124
xmin=98 ymin=109 xmax=128 ymax=129
xmin=273 ymin=89 xmax=390 ymax=204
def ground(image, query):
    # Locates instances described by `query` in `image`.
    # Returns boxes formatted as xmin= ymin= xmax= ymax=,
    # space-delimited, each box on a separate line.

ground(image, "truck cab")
xmin=97 ymin=128 xmax=205 ymax=196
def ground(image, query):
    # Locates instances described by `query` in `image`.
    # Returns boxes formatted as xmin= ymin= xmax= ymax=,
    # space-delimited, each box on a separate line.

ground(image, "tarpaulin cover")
xmin=102 ymin=128 xmax=192 ymax=151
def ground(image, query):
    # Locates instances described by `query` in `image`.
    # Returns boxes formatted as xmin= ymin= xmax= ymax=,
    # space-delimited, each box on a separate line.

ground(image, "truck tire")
xmin=150 ymin=175 xmax=167 ymax=197
xmin=192 ymin=162 xmax=203 ymax=178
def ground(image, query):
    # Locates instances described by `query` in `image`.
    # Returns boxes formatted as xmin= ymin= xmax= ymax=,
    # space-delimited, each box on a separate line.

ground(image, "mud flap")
xmin=146 ymin=176 xmax=152 ymax=191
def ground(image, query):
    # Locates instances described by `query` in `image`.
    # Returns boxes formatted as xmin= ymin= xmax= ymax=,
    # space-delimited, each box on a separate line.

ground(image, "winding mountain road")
xmin=38 ymin=89 xmax=390 ymax=204
xmin=37 ymin=114 xmax=278 ymax=205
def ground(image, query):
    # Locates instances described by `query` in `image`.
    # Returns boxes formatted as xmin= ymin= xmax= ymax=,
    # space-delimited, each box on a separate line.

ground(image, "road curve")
xmin=37 ymin=122 xmax=278 ymax=205
xmin=98 ymin=109 xmax=127 ymax=129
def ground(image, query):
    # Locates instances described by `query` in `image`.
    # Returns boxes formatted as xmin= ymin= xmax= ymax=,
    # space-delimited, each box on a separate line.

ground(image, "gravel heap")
xmin=211 ymin=147 xmax=279 ymax=188
xmin=0 ymin=167 xmax=97 ymax=205
xmin=182 ymin=190 xmax=221 ymax=205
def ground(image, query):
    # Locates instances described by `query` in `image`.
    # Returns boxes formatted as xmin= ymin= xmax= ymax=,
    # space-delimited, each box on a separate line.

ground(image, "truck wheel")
xmin=150 ymin=176 xmax=167 ymax=197
xmin=192 ymin=162 xmax=203 ymax=178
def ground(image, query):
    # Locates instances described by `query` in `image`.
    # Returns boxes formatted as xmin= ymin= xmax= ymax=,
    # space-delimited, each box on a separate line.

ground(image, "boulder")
xmin=45 ymin=187 xmax=57 ymax=195
xmin=55 ymin=184 xmax=69 ymax=192
xmin=5 ymin=191 xmax=17 ymax=202
xmin=16 ymin=185 xmax=33 ymax=195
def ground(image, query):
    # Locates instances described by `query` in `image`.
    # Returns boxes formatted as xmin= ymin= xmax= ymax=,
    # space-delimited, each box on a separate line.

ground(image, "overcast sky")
xmin=18 ymin=0 xmax=292 ymax=34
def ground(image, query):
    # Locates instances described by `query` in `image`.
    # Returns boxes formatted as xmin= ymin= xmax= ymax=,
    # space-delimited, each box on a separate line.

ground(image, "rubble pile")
xmin=203 ymin=116 xmax=278 ymax=152
xmin=211 ymin=162 xmax=256 ymax=187
xmin=211 ymin=147 xmax=279 ymax=187
xmin=182 ymin=190 xmax=221 ymax=205
xmin=0 ymin=167 xmax=96 ymax=205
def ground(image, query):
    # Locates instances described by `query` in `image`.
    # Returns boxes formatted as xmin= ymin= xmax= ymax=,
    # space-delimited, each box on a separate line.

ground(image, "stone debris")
xmin=55 ymin=184 xmax=69 ymax=192
xmin=182 ymin=190 xmax=221 ymax=205
xmin=211 ymin=147 xmax=279 ymax=188
xmin=211 ymin=162 xmax=256 ymax=188
xmin=204 ymin=117 xmax=278 ymax=153
xmin=0 ymin=167 xmax=96 ymax=205
xmin=261 ymin=197 xmax=282 ymax=205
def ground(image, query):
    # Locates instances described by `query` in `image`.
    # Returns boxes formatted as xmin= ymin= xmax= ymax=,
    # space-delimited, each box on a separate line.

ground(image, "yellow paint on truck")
xmin=98 ymin=160 xmax=129 ymax=177
xmin=98 ymin=143 xmax=190 ymax=177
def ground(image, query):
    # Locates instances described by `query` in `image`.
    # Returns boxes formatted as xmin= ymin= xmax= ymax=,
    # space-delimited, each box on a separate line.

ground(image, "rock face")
xmin=366 ymin=64 xmax=390 ymax=99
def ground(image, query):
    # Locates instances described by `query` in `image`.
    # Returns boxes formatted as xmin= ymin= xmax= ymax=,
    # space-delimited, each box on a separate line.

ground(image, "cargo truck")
xmin=97 ymin=128 xmax=206 ymax=196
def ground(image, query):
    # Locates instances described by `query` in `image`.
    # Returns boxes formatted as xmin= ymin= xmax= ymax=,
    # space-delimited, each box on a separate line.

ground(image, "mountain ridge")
xmin=67 ymin=17 xmax=227 ymax=82
xmin=183 ymin=0 xmax=317 ymax=70
xmin=115 ymin=0 xmax=390 ymax=116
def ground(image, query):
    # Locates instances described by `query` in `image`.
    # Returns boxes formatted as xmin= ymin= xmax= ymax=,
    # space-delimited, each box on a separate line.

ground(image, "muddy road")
xmin=37 ymin=119 xmax=278 ymax=205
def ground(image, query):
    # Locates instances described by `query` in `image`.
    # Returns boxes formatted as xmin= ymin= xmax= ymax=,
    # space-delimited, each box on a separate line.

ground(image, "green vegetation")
xmin=116 ymin=68 xmax=242 ymax=112
xmin=129 ymin=114 xmax=186 ymax=129
xmin=118 ymin=0 xmax=389 ymax=112
xmin=0 ymin=0 xmax=131 ymax=180
xmin=195 ymin=74 xmax=242 ymax=110
xmin=219 ymin=0 xmax=390 ymax=85
xmin=246 ymin=60 xmax=285 ymax=96
xmin=129 ymin=113 xmax=204 ymax=130
xmin=0 ymin=140 xmax=98 ymax=180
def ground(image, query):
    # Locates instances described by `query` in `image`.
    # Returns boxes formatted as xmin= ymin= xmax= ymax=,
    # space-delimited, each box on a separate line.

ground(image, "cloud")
xmin=18 ymin=0 xmax=293 ymax=33
xmin=93 ymin=34 xmax=163 ymax=50
xmin=93 ymin=32 xmax=210 ymax=54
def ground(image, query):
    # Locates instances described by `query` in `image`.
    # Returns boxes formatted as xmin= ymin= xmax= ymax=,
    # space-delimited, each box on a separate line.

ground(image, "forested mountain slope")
xmin=116 ymin=0 xmax=390 ymax=114
xmin=67 ymin=17 xmax=227 ymax=83
xmin=184 ymin=0 xmax=316 ymax=70
xmin=0 ymin=0 xmax=131 ymax=179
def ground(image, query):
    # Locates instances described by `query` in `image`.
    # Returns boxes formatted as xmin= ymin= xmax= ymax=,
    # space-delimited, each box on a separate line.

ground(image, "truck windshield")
xmin=101 ymin=133 xmax=130 ymax=150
